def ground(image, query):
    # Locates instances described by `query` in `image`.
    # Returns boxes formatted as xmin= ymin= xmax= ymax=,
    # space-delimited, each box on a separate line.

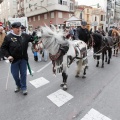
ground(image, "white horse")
xmin=36 ymin=25 xmax=88 ymax=90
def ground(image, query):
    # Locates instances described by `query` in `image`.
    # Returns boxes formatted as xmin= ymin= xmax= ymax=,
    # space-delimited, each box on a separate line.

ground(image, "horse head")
xmin=35 ymin=25 xmax=65 ymax=55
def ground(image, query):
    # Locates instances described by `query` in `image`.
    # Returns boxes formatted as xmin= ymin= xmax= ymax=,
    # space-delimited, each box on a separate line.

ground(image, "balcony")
xmin=100 ymin=21 xmax=105 ymax=24
xmin=86 ymin=20 xmax=91 ymax=24
xmin=0 ymin=0 xmax=3 ymax=4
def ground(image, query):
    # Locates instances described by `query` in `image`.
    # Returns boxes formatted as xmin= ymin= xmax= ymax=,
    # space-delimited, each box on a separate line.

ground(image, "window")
xmin=101 ymin=15 xmax=103 ymax=21
xmin=58 ymin=0 xmax=62 ymax=4
xmin=70 ymin=3 xmax=74 ymax=11
xmin=58 ymin=12 xmax=62 ymax=18
xmin=95 ymin=16 xmax=97 ymax=21
xmin=62 ymin=1 xmax=67 ymax=5
xmin=38 ymin=15 xmax=40 ymax=20
xmin=29 ymin=17 xmax=31 ymax=22
xmin=44 ymin=14 xmax=47 ymax=19
xmin=33 ymin=17 xmax=35 ymax=21
xmin=51 ymin=12 xmax=54 ymax=18
xmin=80 ymin=12 xmax=82 ymax=19
xmin=87 ymin=15 xmax=89 ymax=21
xmin=87 ymin=9 xmax=89 ymax=13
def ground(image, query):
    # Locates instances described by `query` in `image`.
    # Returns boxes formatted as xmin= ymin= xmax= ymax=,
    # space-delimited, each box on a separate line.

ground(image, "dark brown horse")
xmin=91 ymin=33 xmax=113 ymax=68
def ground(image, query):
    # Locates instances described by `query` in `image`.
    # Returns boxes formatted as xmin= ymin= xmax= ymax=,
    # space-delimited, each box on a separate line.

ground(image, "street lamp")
xmin=28 ymin=3 xmax=50 ymax=25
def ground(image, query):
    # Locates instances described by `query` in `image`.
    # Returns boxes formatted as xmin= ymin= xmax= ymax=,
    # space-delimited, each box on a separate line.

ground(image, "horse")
xmin=91 ymin=33 xmax=113 ymax=68
xmin=111 ymin=29 xmax=120 ymax=57
xmin=35 ymin=25 xmax=88 ymax=90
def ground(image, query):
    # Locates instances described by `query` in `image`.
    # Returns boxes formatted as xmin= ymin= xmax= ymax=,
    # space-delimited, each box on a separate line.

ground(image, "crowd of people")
xmin=0 ymin=21 xmax=120 ymax=96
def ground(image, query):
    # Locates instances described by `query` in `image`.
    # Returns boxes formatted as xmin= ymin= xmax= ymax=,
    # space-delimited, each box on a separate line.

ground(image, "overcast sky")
xmin=76 ymin=0 xmax=105 ymax=8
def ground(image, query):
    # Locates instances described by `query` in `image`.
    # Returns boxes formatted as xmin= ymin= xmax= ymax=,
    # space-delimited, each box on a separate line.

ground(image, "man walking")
xmin=1 ymin=22 xmax=34 ymax=95
xmin=77 ymin=21 xmax=90 ymax=44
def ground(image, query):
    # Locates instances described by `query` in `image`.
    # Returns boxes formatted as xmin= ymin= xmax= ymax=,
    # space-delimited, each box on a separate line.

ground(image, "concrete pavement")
xmin=0 ymin=47 xmax=120 ymax=120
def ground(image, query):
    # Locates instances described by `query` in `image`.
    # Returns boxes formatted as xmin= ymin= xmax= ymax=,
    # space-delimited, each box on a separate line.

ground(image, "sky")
xmin=76 ymin=0 xmax=105 ymax=8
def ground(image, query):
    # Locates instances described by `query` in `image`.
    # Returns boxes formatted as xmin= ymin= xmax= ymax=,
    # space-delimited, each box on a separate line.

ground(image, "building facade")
xmin=75 ymin=5 xmax=93 ymax=30
xmin=105 ymin=0 xmax=120 ymax=30
xmin=91 ymin=8 xmax=106 ymax=32
xmin=24 ymin=0 xmax=75 ymax=29
xmin=0 ymin=0 xmax=17 ymax=25
xmin=17 ymin=0 xmax=25 ymax=17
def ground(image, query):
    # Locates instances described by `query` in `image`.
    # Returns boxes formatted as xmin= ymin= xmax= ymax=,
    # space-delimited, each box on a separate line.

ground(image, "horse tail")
xmin=76 ymin=59 xmax=83 ymax=75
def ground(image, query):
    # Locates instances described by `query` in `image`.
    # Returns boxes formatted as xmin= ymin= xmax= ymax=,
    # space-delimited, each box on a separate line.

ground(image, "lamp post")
xmin=28 ymin=3 xmax=50 ymax=25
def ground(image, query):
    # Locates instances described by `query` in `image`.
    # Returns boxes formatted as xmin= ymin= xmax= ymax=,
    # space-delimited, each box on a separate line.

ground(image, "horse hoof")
xmin=63 ymin=85 xmax=67 ymax=91
xmin=82 ymin=76 xmax=86 ymax=79
xmin=96 ymin=65 xmax=99 ymax=67
xmin=101 ymin=65 xmax=104 ymax=68
xmin=75 ymin=75 xmax=79 ymax=78
xmin=107 ymin=61 xmax=110 ymax=64
xmin=60 ymin=83 xmax=64 ymax=87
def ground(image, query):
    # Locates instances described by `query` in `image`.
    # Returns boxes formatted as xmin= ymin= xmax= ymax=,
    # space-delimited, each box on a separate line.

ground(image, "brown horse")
xmin=112 ymin=29 xmax=120 ymax=57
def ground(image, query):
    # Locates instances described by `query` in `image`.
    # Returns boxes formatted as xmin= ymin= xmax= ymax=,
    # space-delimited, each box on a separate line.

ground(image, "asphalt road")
xmin=0 ymin=46 xmax=120 ymax=120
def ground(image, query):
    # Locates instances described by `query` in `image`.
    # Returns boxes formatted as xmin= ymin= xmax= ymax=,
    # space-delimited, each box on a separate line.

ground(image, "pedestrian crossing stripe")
xmin=81 ymin=108 xmax=112 ymax=120
xmin=29 ymin=77 xmax=49 ymax=88
xmin=47 ymin=89 xmax=73 ymax=107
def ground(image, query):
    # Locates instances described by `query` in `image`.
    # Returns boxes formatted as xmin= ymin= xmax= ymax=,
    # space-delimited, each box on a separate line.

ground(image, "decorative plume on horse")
xmin=35 ymin=25 xmax=88 ymax=90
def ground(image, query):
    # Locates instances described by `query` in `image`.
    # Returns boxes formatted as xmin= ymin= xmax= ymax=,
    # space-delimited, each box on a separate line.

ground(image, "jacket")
xmin=1 ymin=33 xmax=33 ymax=62
xmin=77 ymin=27 xmax=90 ymax=43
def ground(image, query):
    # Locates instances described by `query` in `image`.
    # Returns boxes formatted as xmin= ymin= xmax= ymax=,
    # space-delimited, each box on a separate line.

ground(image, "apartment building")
xmin=17 ymin=0 xmax=25 ymax=17
xmin=24 ymin=0 xmax=75 ymax=29
xmin=75 ymin=5 xmax=92 ymax=30
xmin=0 ymin=0 xmax=17 ymax=25
xmin=91 ymin=8 xmax=106 ymax=31
xmin=114 ymin=0 xmax=120 ymax=27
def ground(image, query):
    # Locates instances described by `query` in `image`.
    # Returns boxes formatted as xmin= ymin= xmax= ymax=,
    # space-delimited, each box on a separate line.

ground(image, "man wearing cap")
xmin=77 ymin=21 xmax=90 ymax=45
xmin=1 ymin=22 xmax=34 ymax=95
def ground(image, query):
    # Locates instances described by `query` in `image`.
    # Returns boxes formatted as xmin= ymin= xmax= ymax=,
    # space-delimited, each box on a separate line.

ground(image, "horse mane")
xmin=112 ymin=29 xmax=119 ymax=36
xmin=41 ymin=24 xmax=65 ymax=44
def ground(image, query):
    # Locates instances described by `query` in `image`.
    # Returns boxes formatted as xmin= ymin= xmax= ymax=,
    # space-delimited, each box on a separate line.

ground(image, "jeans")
xmin=11 ymin=59 xmax=27 ymax=90
xmin=37 ymin=49 xmax=48 ymax=61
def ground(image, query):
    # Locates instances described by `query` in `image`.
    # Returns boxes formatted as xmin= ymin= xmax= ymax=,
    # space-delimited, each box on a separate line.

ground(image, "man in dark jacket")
xmin=1 ymin=22 xmax=34 ymax=95
xmin=77 ymin=21 xmax=90 ymax=44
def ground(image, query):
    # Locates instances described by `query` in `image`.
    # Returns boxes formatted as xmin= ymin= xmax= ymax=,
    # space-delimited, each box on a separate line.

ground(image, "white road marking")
xmin=47 ymin=89 xmax=73 ymax=107
xmin=29 ymin=77 xmax=49 ymax=88
xmin=27 ymin=69 xmax=34 ymax=75
xmin=81 ymin=108 xmax=112 ymax=120
xmin=37 ymin=61 xmax=52 ymax=72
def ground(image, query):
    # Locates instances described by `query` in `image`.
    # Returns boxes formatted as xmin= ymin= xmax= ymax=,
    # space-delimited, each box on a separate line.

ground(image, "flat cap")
xmin=81 ymin=21 xmax=87 ymax=26
xmin=11 ymin=22 xmax=21 ymax=28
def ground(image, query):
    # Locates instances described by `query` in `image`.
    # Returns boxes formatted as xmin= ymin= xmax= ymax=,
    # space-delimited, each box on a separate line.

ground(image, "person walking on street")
xmin=0 ymin=26 xmax=6 ymax=61
xmin=1 ymin=22 xmax=34 ymax=95
xmin=77 ymin=21 xmax=90 ymax=45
